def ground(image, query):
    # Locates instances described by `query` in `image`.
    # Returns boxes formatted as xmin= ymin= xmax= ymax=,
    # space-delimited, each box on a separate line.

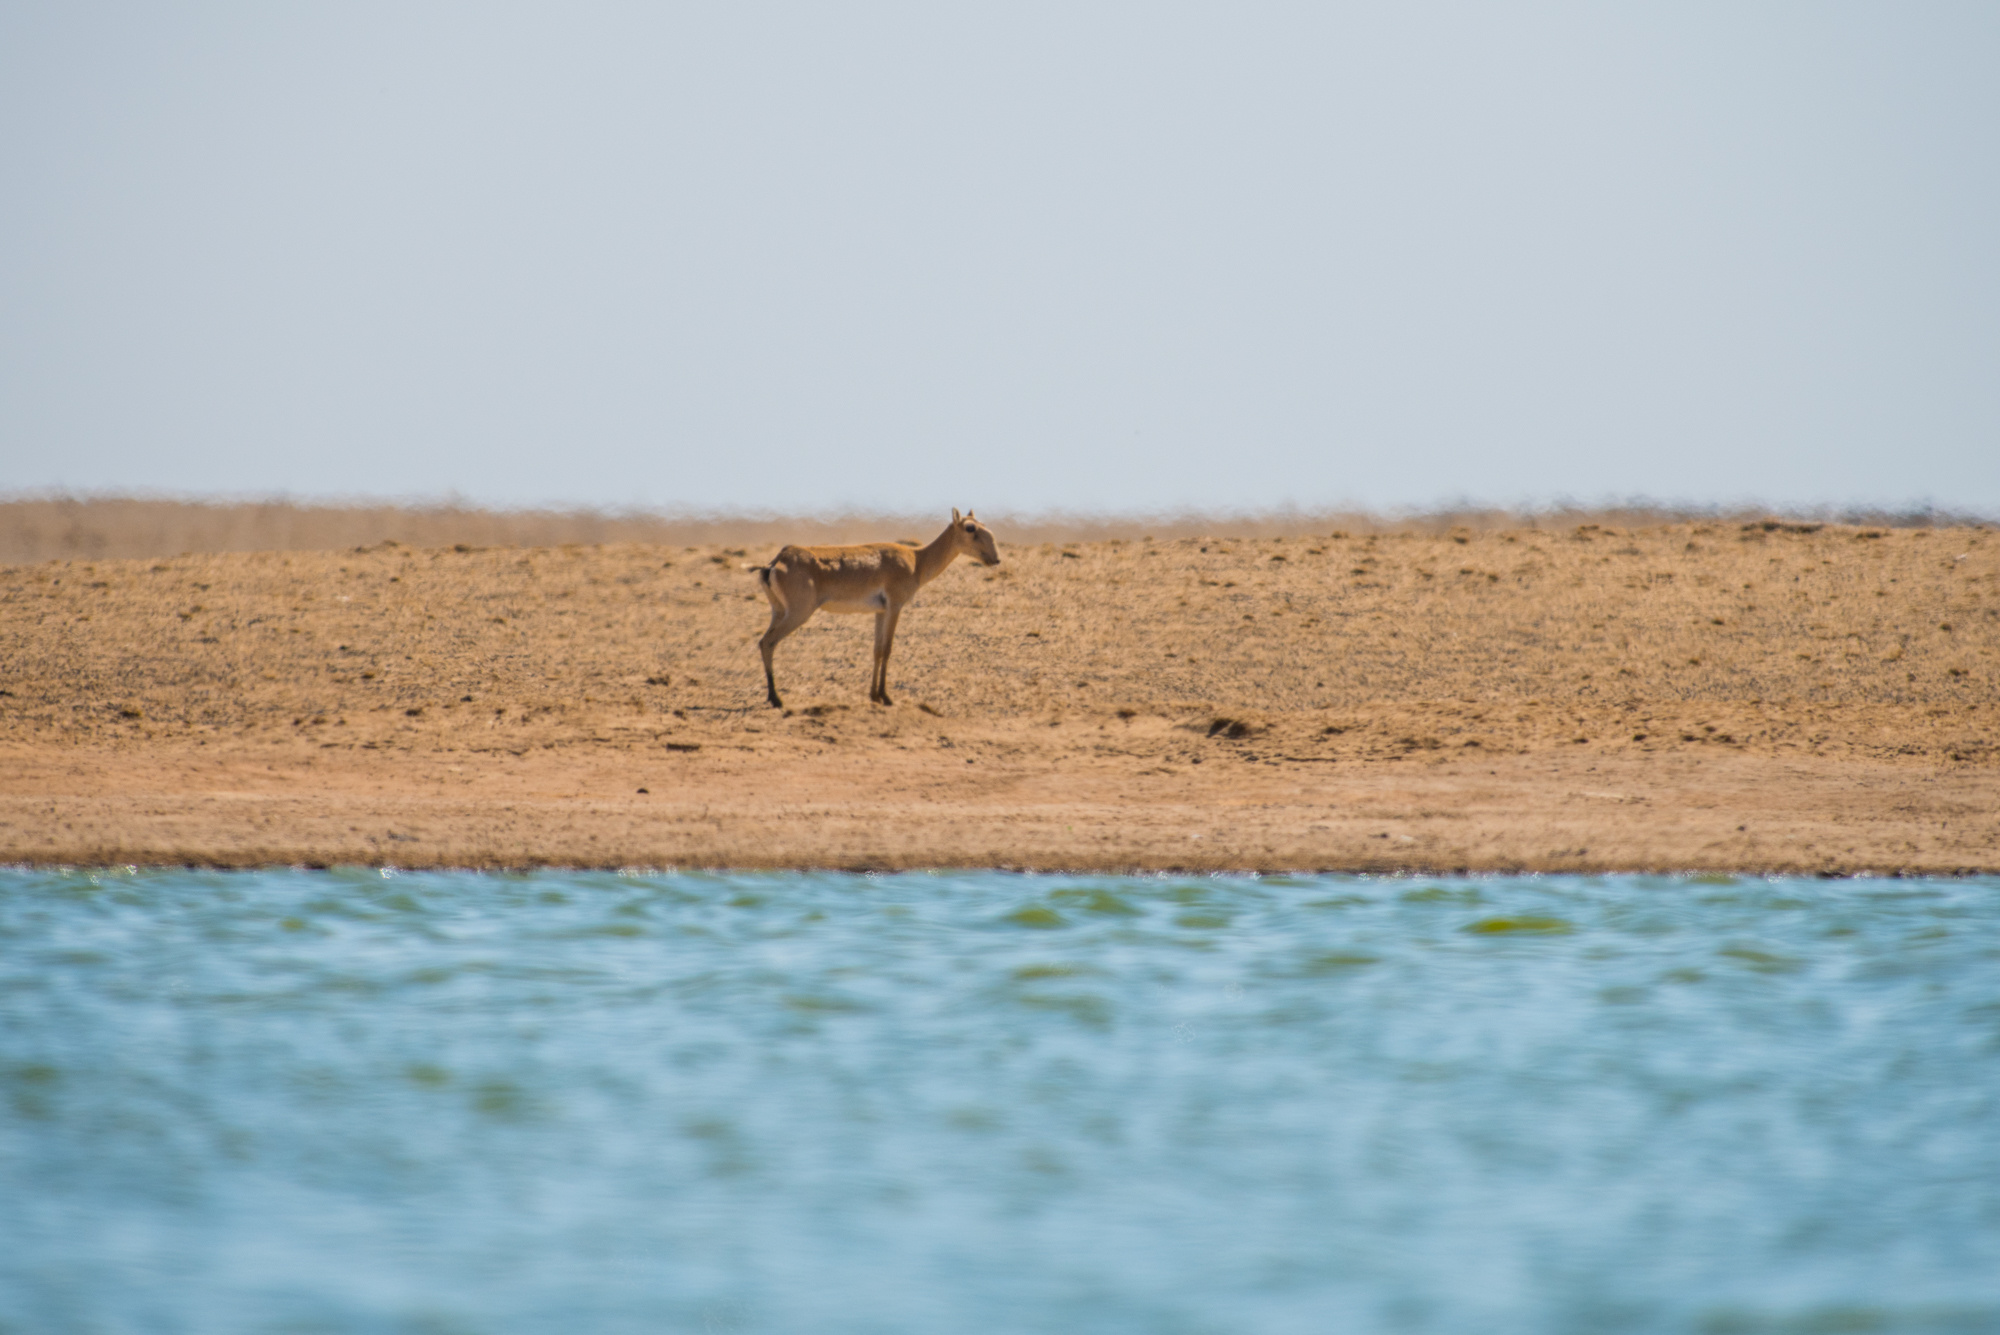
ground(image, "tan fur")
xmin=750 ymin=508 xmax=1000 ymax=707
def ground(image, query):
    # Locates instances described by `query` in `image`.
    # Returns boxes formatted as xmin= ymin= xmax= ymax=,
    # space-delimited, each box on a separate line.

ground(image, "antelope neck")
xmin=914 ymin=525 xmax=963 ymax=585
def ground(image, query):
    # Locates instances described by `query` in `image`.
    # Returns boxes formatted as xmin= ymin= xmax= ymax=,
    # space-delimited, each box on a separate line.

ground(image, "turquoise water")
xmin=2 ymin=870 xmax=1998 ymax=1334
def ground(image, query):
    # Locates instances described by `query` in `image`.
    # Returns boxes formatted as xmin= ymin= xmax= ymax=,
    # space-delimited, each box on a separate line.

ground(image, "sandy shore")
xmin=3 ymin=518 xmax=1994 ymax=871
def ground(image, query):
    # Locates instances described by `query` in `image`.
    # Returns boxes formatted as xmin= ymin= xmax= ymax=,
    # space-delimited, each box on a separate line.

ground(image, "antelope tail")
xmin=746 ymin=560 xmax=785 ymax=612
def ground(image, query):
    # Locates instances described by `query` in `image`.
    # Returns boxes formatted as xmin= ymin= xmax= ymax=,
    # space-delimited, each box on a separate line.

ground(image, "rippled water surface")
xmin=3 ymin=869 xmax=1998 ymax=1334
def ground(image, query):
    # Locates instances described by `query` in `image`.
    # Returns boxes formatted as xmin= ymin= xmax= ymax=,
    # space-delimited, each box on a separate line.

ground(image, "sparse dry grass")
xmin=4 ymin=494 xmax=1979 ymax=563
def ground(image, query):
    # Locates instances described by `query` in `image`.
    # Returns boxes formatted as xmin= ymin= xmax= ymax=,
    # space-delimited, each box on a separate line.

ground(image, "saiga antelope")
xmin=748 ymin=509 xmax=1001 ymax=708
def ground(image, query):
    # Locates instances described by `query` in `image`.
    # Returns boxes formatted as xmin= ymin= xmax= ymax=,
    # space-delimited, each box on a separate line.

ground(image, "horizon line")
xmin=4 ymin=488 xmax=1991 ymax=529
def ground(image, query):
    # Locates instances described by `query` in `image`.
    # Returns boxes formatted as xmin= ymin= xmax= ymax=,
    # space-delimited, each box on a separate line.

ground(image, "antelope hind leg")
xmin=759 ymin=605 xmax=813 ymax=708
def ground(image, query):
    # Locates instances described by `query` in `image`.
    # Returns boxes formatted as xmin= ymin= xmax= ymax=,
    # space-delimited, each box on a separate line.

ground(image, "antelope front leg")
xmin=870 ymin=606 xmax=903 ymax=705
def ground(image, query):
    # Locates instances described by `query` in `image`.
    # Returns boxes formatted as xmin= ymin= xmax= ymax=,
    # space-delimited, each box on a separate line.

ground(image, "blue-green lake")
xmin=3 ymin=868 xmax=1997 ymax=1334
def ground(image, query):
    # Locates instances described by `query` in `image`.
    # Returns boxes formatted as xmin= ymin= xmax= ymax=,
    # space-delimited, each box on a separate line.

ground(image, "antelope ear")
xmin=951 ymin=507 xmax=962 ymax=524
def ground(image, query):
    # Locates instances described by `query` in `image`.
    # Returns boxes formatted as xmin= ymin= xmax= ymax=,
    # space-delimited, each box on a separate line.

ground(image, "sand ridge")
xmin=2 ymin=519 xmax=1994 ymax=871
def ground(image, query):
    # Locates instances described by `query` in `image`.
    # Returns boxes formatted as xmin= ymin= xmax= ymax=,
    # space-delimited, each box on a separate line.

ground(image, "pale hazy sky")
xmin=2 ymin=3 xmax=1995 ymax=515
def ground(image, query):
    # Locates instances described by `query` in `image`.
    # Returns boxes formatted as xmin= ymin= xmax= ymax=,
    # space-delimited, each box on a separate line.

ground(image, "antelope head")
xmin=952 ymin=508 xmax=1001 ymax=566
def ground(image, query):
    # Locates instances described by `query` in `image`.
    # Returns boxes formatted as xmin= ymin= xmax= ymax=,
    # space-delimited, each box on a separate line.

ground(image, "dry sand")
xmin=3 ymin=515 xmax=1995 ymax=872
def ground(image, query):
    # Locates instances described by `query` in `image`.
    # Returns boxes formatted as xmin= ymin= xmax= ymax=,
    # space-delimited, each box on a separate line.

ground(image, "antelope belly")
xmin=820 ymin=593 xmax=889 ymax=614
